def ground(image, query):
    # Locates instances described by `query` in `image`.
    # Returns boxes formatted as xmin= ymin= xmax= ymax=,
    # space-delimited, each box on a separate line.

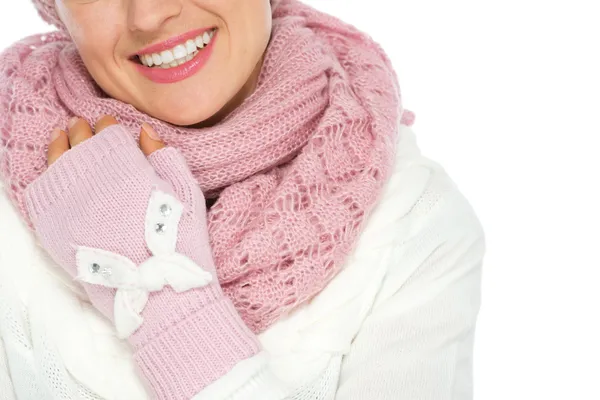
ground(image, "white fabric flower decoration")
xmin=75 ymin=190 xmax=213 ymax=338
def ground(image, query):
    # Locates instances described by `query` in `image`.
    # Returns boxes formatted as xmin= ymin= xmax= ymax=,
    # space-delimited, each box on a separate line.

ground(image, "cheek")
xmin=209 ymin=0 xmax=271 ymax=47
xmin=228 ymin=1 xmax=272 ymax=61
xmin=59 ymin=4 xmax=123 ymax=68
xmin=73 ymin=32 xmax=124 ymax=98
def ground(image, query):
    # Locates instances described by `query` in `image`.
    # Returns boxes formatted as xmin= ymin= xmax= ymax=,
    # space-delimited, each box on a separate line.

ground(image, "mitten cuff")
xmin=133 ymin=291 xmax=262 ymax=400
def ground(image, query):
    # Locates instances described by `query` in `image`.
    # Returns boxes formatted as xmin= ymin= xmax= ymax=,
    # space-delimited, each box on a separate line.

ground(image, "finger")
xmin=67 ymin=117 xmax=93 ymax=147
xmin=94 ymin=115 xmax=119 ymax=134
xmin=139 ymin=122 xmax=166 ymax=157
xmin=48 ymin=128 xmax=70 ymax=166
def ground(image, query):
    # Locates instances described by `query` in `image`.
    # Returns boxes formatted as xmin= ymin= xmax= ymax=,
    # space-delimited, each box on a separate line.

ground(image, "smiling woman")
xmin=0 ymin=1 xmax=485 ymax=400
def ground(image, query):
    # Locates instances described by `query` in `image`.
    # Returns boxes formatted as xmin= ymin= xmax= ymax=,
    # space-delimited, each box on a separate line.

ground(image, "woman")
xmin=0 ymin=0 xmax=486 ymax=399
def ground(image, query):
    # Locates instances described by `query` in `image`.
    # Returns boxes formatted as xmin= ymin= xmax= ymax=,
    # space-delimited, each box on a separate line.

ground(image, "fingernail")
xmin=142 ymin=123 xmax=160 ymax=141
xmin=68 ymin=116 xmax=79 ymax=129
xmin=50 ymin=128 xmax=61 ymax=142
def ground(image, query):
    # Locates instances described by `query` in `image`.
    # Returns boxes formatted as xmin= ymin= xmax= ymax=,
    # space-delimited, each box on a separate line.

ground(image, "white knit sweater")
xmin=0 ymin=123 xmax=486 ymax=400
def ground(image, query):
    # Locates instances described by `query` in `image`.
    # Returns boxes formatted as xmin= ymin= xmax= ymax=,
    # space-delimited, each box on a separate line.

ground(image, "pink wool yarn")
xmin=2 ymin=0 xmax=415 ymax=333
xmin=31 ymin=0 xmax=65 ymax=30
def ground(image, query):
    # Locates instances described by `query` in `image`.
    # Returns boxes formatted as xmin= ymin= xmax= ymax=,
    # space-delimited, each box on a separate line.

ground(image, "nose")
xmin=127 ymin=0 xmax=182 ymax=33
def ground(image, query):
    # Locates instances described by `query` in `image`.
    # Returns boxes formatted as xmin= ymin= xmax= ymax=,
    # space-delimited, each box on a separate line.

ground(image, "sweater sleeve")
xmin=22 ymin=124 xmax=288 ymax=400
xmin=0 ymin=337 xmax=17 ymax=400
xmin=335 ymin=162 xmax=486 ymax=400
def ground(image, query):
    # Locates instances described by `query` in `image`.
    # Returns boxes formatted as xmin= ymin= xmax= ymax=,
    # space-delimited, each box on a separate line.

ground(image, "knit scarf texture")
xmin=1 ymin=0 xmax=415 ymax=333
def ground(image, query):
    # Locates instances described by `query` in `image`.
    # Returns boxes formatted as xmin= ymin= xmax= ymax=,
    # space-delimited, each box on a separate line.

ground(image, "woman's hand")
xmin=27 ymin=113 xmax=265 ymax=399
xmin=48 ymin=115 xmax=165 ymax=165
xmin=27 ymin=113 xmax=263 ymax=399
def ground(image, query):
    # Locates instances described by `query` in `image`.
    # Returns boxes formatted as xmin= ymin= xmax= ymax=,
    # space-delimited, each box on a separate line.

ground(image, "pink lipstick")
xmin=133 ymin=27 xmax=217 ymax=84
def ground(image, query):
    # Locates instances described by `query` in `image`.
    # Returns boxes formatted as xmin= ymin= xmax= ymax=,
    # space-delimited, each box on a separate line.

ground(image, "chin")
xmin=144 ymin=101 xmax=226 ymax=127
xmin=164 ymin=112 xmax=211 ymax=127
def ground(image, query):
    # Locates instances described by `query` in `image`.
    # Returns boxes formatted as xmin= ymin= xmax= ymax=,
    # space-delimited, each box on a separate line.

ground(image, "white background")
xmin=1 ymin=1 xmax=599 ymax=399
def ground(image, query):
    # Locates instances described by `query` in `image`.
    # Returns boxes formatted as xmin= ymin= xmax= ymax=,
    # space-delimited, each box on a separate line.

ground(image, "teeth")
xmin=160 ymin=50 xmax=174 ymax=64
xmin=144 ymin=54 xmax=154 ymax=67
xmin=138 ymin=29 xmax=216 ymax=69
xmin=172 ymin=44 xmax=187 ymax=60
xmin=185 ymin=40 xmax=196 ymax=54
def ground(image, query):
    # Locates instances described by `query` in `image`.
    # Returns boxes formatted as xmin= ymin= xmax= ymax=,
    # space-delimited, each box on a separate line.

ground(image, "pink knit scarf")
xmin=1 ymin=0 xmax=414 ymax=333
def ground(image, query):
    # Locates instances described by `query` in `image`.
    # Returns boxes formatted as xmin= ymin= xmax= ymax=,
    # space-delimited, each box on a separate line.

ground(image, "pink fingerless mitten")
xmin=24 ymin=125 xmax=261 ymax=400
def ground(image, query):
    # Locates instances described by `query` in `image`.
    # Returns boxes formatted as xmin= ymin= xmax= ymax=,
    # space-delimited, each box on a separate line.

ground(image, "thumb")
xmin=140 ymin=122 xmax=166 ymax=156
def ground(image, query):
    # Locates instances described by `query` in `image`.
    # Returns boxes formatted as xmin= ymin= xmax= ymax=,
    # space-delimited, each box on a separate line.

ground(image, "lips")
xmin=137 ymin=29 xmax=216 ymax=69
xmin=134 ymin=27 xmax=216 ymax=57
xmin=132 ymin=29 xmax=218 ymax=84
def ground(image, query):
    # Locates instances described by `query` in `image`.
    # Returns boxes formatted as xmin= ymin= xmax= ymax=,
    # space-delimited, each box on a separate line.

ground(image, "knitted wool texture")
xmin=31 ymin=0 xmax=65 ymax=30
xmin=1 ymin=0 xmax=415 ymax=333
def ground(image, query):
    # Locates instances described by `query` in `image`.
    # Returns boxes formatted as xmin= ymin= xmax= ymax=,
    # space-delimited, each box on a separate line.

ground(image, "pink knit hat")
xmin=31 ymin=0 xmax=65 ymax=29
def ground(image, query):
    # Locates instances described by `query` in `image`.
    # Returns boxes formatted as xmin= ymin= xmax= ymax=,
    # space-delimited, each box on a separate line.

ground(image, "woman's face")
xmin=56 ymin=0 xmax=272 ymax=126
